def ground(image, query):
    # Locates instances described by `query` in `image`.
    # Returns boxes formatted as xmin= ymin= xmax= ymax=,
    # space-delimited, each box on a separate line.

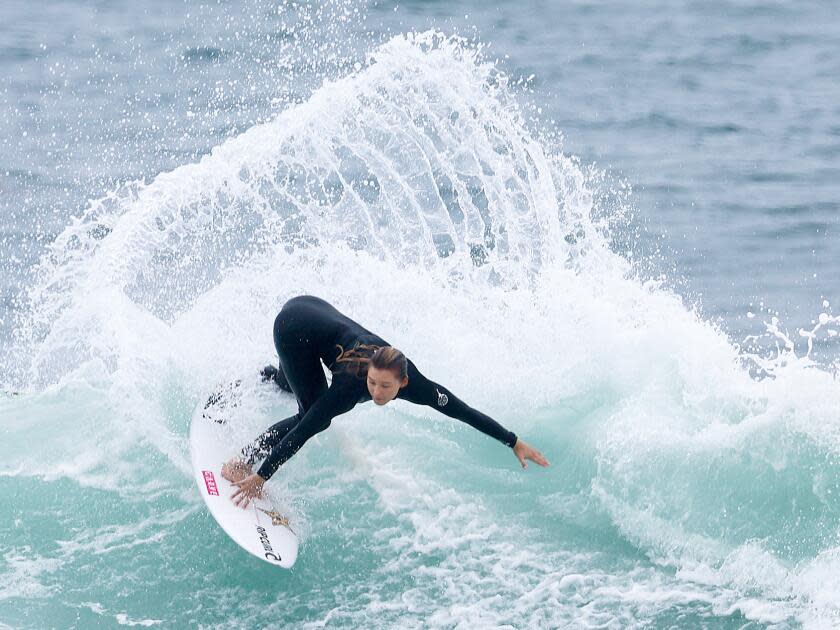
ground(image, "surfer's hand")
xmin=231 ymin=474 xmax=265 ymax=509
xmin=513 ymin=439 xmax=549 ymax=469
xmin=221 ymin=458 xmax=251 ymax=483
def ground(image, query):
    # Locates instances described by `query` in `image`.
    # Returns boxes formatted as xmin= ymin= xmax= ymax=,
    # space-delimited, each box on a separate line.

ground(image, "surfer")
xmin=224 ymin=295 xmax=549 ymax=508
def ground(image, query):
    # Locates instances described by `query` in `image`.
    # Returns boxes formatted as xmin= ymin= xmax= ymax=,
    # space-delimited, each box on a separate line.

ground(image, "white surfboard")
xmin=190 ymin=378 xmax=299 ymax=568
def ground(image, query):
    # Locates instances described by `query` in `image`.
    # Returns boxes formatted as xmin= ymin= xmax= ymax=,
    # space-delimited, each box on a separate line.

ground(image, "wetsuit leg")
xmin=242 ymin=308 xmax=329 ymax=464
xmin=274 ymin=314 xmax=329 ymax=413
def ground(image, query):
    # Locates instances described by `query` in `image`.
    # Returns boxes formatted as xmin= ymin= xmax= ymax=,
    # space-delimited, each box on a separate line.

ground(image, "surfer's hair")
xmin=371 ymin=346 xmax=408 ymax=380
xmin=333 ymin=343 xmax=379 ymax=378
xmin=333 ymin=344 xmax=407 ymax=380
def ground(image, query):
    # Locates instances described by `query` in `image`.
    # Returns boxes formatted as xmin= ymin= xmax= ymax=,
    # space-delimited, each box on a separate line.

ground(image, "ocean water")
xmin=1 ymin=1 xmax=839 ymax=628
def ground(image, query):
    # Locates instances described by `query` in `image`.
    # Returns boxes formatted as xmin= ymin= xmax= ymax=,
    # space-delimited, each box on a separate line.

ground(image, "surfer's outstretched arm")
xmin=400 ymin=361 xmax=549 ymax=469
xmin=400 ymin=360 xmax=517 ymax=446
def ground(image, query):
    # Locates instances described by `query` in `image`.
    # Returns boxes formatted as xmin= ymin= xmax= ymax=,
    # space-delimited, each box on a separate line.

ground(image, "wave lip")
xmin=13 ymin=30 xmax=595 ymax=389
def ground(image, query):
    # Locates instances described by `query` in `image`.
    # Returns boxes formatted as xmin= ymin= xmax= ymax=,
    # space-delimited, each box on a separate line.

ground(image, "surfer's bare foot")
xmin=221 ymin=458 xmax=251 ymax=483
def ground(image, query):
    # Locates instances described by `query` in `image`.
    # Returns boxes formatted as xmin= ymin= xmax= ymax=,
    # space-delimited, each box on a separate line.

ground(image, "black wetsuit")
xmin=243 ymin=295 xmax=518 ymax=480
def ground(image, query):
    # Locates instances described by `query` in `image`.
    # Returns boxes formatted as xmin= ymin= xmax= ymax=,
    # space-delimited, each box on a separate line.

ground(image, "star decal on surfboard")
xmin=258 ymin=507 xmax=295 ymax=534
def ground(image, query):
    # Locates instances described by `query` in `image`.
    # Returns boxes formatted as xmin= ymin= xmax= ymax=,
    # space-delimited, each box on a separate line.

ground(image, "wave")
xmin=2 ymin=30 xmax=839 ymax=628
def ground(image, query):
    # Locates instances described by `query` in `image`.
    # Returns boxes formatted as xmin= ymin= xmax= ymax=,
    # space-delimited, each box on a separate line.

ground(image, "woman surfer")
xmin=223 ymin=295 xmax=549 ymax=507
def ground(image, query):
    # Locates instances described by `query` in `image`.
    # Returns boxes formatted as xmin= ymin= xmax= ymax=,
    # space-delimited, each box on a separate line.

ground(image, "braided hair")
xmin=333 ymin=343 xmax=408 ymax=380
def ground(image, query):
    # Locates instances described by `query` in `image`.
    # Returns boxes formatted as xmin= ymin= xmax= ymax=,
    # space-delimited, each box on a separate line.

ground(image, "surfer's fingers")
xmin=232 ymin=491 xmax=249 ymax=509
xmin=231 ymin=486 xmax=247 ymax=506
xmin=531 ymin=450 xmax=549 ymax=466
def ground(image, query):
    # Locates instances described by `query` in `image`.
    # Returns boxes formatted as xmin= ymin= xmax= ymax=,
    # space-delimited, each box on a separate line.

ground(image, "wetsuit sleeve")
xmin=255 ymin=382 xmax=357 ymax=480
xmin=399 ymin=360 xmax=518 ymax=448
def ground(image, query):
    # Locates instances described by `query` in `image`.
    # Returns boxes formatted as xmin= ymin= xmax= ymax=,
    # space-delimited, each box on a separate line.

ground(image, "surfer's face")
xmin=367 ymin=366 xmax=407 ymax=405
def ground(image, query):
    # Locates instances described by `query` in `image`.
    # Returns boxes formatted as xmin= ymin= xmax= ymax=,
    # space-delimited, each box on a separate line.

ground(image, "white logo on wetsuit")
xmin=436 ymin=388 xmax=448 ymax=407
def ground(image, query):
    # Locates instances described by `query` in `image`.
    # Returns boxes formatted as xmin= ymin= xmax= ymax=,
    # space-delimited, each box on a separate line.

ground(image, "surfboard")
xmin=190 ymin=378 xmax=299 ymax=569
